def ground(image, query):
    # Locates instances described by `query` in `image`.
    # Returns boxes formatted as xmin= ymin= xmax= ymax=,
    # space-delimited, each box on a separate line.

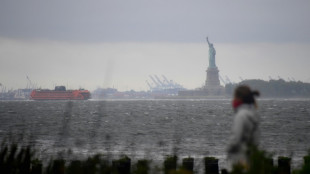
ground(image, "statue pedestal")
xmin=205 ymin=67 xmax=220 ymax=87
xmin=204 ymin=67 xmax=224 ymax=95
xmin=178 ymin=66 xmax=225 ymax=97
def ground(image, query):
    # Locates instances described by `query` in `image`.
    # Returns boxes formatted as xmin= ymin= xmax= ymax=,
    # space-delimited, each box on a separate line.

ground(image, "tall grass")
xmin=0 ymin=141 xmax=309 ymax=174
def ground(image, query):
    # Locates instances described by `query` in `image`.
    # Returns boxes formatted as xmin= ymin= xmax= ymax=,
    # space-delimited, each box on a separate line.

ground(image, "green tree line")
xmin=225 ymin=79 xmax=310 ymax=98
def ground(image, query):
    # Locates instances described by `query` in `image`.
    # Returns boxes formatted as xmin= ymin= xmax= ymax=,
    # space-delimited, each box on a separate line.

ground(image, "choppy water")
xmin=0 ymin=99 xmax=309 ymax=170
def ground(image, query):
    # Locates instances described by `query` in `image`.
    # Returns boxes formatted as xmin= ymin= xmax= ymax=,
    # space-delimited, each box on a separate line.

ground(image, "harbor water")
xmin=0 ymin=99 xmax=309 ymax=171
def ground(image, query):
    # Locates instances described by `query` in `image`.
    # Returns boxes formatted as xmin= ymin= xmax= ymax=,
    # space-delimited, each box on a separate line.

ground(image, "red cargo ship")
xmin=30 ymin=86 xmax=91 ymax=100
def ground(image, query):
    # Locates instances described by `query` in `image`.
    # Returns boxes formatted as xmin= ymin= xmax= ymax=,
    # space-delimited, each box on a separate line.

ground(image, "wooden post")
xmin=31 ymin=162 xmax=42 ymax=174
xmin=182 ymin=157 xmax=194 ymax=173
xmin=133 ymin=160 xmax=149 ymax=174
xmin=204 ymin=157 xmax=219 ymax=174
xmin=112 ymin=156 xmax=131 ymax=174
xmin=66 ymin=160 xmax=82 ymax=174
xmin=51 ymin=159 xmax=65 ymax=174
xmin=164 ymin=155 xmax=177 ymax=174
xmin=278 ymin=156 xmax=291 ymax=174
xmin=221 ymin=169 xmax=228 ymax=174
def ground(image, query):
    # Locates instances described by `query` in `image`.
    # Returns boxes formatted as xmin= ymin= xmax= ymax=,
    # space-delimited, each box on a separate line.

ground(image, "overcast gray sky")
xmin=1 ymin=0 xmax=310 ymax=91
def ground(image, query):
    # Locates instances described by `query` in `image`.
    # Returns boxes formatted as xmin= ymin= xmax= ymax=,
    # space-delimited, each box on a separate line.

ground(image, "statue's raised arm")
xmin=206 ymin=36 xmax=216 ymax=68
xmin=206 ymin=37 xmax=210 ymax=46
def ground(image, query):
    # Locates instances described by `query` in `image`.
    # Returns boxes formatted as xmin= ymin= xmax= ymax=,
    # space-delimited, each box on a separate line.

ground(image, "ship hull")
xmin=30 ymin=90 xmax=91 ymax=100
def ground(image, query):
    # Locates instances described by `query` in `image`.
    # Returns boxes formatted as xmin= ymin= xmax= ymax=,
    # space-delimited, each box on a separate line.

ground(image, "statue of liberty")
xmin=206 ymin=37 xmax=216 ymax=68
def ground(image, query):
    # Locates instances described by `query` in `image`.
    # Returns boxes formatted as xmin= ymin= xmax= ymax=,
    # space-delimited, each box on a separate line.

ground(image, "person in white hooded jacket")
xmin=227 ymin=85 xmax=260 ymax=168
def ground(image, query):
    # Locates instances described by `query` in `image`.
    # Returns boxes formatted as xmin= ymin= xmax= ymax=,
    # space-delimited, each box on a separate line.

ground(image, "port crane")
xmin=225 ymin=76 xmax=232 ymax=84
xmin=146 ymin=80 xmax=153 ymax=90
xmin=219 ymin=75 xmax=227 ymax=85
xmin=26 ymin=76 xmax=37 ymax=89
xmin=162 ymin=75 xmax=174 ymax=88
xmin=146 ymin=75 xmax=185 ymax=91
xmin=0 ymin=83 xmax=3 ymax=93
xmin=149 ymin=75 xmax=161 ymax=88
xmin=154 ymin=75 xmax=165 ymax=87
xmin=26 ymin=76 xmax=32 ymax=89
